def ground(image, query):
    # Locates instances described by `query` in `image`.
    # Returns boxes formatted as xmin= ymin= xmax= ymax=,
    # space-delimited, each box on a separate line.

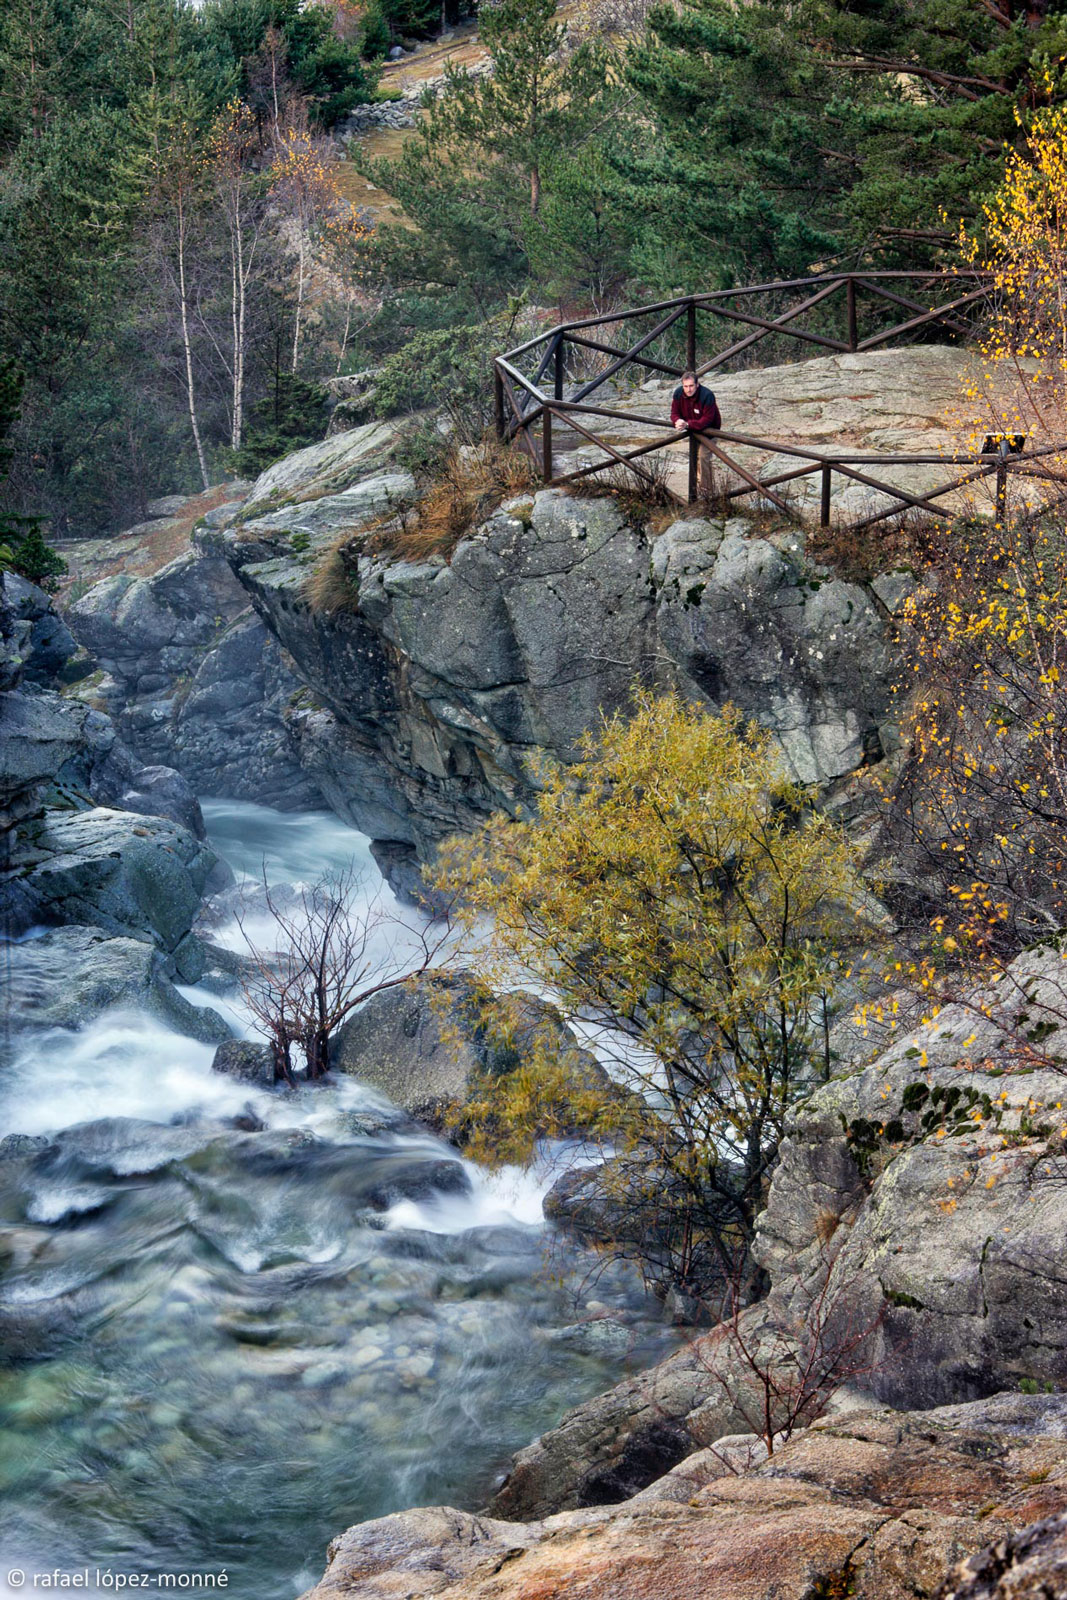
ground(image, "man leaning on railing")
xmin=671 ymin=369 xmax=721 ymax=495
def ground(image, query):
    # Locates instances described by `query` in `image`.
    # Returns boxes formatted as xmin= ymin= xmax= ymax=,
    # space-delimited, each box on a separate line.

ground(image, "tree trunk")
xmin=291 ymin=227 xmax=305 ymax=374
xmin=272 ymin=1034 xmax=295 ymax=1085
xmin=176 ymin=186 xmax=211 ymax=492
xmin=234 ymin=202 xmax=246 ymax=452
xmin=229 ymin=199 xmax=241 ymax=451
xmin=305 ymin=1029 xmax=330 ymax=1079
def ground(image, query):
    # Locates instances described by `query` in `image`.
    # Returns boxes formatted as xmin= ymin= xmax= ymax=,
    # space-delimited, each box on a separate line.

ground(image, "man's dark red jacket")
xmin=670 ymin=383 xmax=721 ymax=431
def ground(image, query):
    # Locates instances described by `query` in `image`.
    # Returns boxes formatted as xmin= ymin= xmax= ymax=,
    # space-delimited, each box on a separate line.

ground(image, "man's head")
xmin=681 ymin=370 xmax=698 ymax=397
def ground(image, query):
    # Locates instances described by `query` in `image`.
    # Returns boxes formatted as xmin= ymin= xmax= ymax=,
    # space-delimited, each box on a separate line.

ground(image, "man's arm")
xmin=670 ymin=388 xmax=686 ymax=429
xmin=689 ymin=391 xmax=721 ymax=432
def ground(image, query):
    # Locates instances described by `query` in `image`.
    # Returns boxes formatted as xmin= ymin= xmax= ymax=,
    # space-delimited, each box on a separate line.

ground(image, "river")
xmin=0 ymin=801 xmax=677 ymax=1599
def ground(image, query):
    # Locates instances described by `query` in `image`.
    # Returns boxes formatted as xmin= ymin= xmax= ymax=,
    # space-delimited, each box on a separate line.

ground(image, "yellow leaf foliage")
xmin=432 ymin=691 xmax=875 ymax=1281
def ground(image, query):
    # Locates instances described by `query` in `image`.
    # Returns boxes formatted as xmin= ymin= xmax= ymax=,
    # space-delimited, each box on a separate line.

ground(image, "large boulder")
xmin=3 ymin=806 xmax=219 ymax=949
xmin=2 ymin=924 xmax=231 ymax=1046
xmin=0 ymin=687 xmax=87 ymax=832
xmin=753 ymin=943 xmax=1067 ymax=1411
xmin=332 ymin=972 xmax=604 ymax=1122
xmin=64 ymin=544 xmax=319 ymax=808
xmin=1 ymin=571 xmax=76 ymax=684
xmin=300 ymin=1391 xmax=1067 ymax=1600
xmin=1 ymin=684 xmax=204 ymax=838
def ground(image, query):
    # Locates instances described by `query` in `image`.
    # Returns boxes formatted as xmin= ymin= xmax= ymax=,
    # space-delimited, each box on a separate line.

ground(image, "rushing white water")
xmin=0 ymin=799 xmax=678 ymax=1600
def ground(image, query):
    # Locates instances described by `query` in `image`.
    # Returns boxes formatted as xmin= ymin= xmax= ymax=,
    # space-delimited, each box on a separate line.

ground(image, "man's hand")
xmin=674 ymin=418 xmax=687 ymax=430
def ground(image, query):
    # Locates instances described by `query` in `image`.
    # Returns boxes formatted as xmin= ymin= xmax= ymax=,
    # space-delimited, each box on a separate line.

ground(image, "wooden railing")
xmin=491 ymin=270 xmax=1067 ymax=528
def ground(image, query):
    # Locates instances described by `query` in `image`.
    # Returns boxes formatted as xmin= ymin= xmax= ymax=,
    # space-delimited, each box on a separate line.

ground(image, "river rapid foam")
xmin=0 ymin=801 xmax=677 ymax=1600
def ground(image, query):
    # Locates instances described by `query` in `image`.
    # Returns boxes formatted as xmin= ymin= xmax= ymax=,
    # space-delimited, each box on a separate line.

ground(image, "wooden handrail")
xmin=489 ymin=269 xmax=1067 ymax=533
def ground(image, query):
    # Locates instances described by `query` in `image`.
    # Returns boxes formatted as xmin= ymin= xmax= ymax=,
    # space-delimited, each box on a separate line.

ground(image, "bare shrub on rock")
xmin=237 ymin=866 xmax=455 ymax=1082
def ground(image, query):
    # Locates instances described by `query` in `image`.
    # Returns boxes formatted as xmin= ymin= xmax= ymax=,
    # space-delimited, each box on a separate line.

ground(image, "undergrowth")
xmin=378 ymin=438 xmax=537 ymax=561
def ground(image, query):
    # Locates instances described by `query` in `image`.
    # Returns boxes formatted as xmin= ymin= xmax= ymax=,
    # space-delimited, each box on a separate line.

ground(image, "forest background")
xmin=1 ymin=0 xmax=1065 ymax=539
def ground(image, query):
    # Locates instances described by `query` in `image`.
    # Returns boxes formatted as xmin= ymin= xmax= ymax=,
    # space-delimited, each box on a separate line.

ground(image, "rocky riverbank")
xmin=296 ymin=940 xmax=1067 ymax=1598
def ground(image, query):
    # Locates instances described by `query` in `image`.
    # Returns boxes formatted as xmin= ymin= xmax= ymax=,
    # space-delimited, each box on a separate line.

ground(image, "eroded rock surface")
xmin=66 ymin=542 xmax=317 ymax=809
xmin=301 ymin=1392 xmax=1067 ymax=1600
xmin=223 ymin=492 xmax=894 ymax=862
xmin=6 ymin=806 xmax=219 ymax=949
xmin=938 ymin=1510 xmax=1067 ymax=1599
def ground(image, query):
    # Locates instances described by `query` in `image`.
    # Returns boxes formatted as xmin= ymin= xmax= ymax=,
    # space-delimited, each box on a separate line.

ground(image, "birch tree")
xmin=210 ymin=98 xmax=267 ymax=451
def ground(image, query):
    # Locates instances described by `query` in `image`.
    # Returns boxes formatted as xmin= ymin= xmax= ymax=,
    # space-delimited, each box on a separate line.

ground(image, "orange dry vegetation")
xmin=56 ymin=485 xmax=239 ymax=592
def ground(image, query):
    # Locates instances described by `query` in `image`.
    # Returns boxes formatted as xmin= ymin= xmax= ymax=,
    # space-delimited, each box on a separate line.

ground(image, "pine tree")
xmin=366 ymin=0 xmax=626 ymax=303
xmin=623 ymin=0 xmax=1067 ymax=283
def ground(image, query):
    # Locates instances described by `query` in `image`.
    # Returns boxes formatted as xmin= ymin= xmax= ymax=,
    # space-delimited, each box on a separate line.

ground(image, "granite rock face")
xmin=0 ymin=578 xmax=232 ymax=1045
xmin=65 ymin=543 xmax=318 ymax=809
xmin=60 ymin=419 xmax=416 ymax=809
xmin=300 ymin=1392 xmax=1067 ymax=1600
xmin=753 ymin=944 xmax=1067 ymax=1413
xmin=223 ymin=491 xmax=895 ymax=860
xmin=937 ymin=1510 xmax=1067 ymax=1599
xmin=5 ymin=806 xmax=220 ymax=949
xmin=481 ymin=944 xmax=1067 ymax=1526
xmin=2 ymin=571 xmax=77 ymax=684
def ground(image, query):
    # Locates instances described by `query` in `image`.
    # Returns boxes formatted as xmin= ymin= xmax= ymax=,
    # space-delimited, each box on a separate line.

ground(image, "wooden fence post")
xmin=554 ymin=336 xmax=564 ymax=402
xmin=543 ymin=406 xmax=553 ymax=484
xmin=494 ymin=365 xmax=505 ymax=440
xmin=996 ymin=437 xmax=1009 ymax=522
xmin=687 ymin=301 xmax=697 ymax=371
xmin=846 ymin=278 xmax=858 ymax=352
xmin=688 ymin=432 xmax=699 ymax=503
xmin=821 ymin=463 xmax=832 ymax=527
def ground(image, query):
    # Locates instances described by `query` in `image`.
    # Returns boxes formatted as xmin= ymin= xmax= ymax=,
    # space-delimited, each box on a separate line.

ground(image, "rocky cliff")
xmin=122 ymin=409 xmax=900 ymax=903
xmin=62 ymin=364 xmax=927 ymax=894
xmin=1 ymin=573 xmax=235 ymax=1046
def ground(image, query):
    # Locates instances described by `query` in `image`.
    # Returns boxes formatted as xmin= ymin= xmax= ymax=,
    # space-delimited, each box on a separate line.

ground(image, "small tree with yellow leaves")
xmin=880 ymin=112 xmax=1067 ymax=964
xmin=433 ymin=693 xmax=873 ymax=1296
xmin=885 ymin=518 xmax=1067 ymax=958
xmin=958 ymin=104 xmax=1067 ymax=515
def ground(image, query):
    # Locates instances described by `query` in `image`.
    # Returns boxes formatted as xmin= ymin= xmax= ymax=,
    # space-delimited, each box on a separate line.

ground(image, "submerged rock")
xmin=211 ymin=1039 xmax=275 ymax=1087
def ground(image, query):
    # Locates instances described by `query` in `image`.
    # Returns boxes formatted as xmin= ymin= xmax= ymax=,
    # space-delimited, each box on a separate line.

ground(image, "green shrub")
xmin=0 ymin=519 xmax=67 ymax=593
xmin=226 ymin=375 xmax=329 ymax=478
xmin=373 ymin=324 xmax=498 ymax=443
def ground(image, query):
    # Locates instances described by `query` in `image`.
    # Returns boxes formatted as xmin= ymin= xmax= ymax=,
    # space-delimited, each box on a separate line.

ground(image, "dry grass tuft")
xmin=306 ymin=532 xmax=363 ymax=613
xmin=305 ymin=438 xmax=538 ymax=609
xmin=809 ymin=507 xmax=946 ymax=587
xmin=814 ymin=1207 xmax=842 ymax=1246
xmin=374 ymin=438 xmax=538 ymax=562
